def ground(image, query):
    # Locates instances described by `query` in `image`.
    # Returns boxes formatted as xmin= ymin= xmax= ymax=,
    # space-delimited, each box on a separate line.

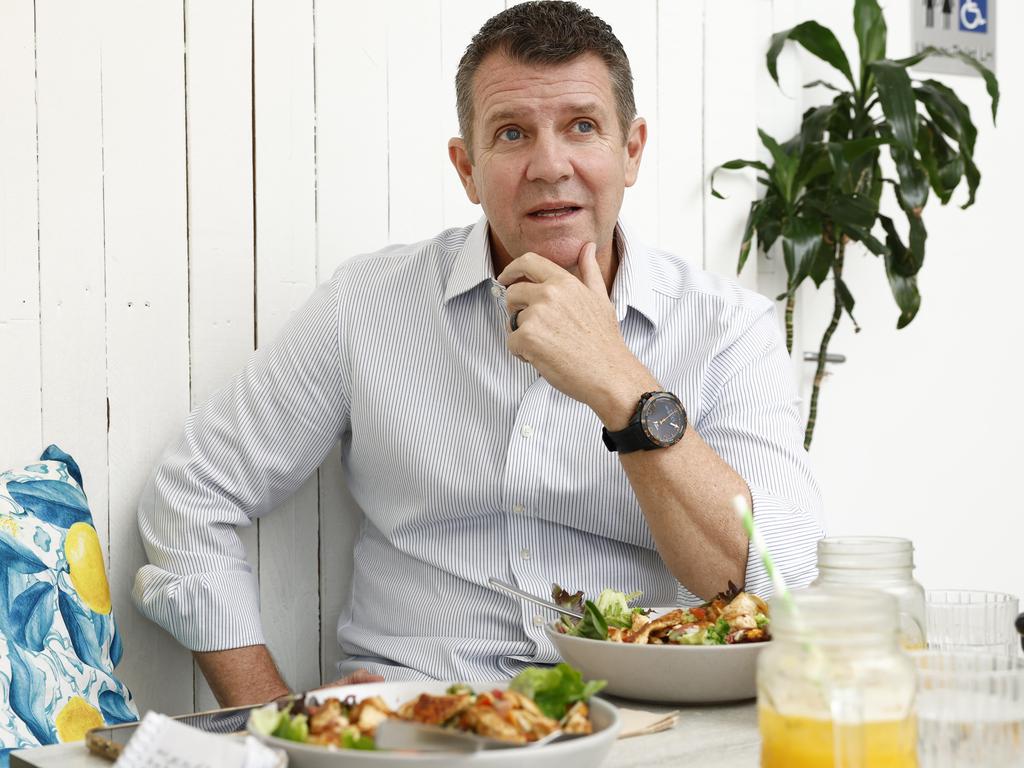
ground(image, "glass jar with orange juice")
xmin=812 ymin=536 xmax=927 ymax=649
xmin=758 ymin=587 xmax=918 ymax=768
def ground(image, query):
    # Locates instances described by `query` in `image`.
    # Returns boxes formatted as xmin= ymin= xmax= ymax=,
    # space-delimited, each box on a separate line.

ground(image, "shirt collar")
xmin=443 ymin=215 xmax=661 ymax=329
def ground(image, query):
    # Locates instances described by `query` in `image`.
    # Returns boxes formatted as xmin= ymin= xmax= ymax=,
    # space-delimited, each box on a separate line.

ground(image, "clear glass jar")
xmin=812 ymin=536 xmax=927 ymax=649
xmin=758 ymin=586 xmax=918 ymax=768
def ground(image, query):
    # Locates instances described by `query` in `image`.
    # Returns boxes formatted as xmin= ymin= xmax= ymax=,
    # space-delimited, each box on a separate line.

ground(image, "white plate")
xmin=545 ymin=611 xmax=769 ymax=704
xmin=249 ymin=680 xmax=620 ymax=768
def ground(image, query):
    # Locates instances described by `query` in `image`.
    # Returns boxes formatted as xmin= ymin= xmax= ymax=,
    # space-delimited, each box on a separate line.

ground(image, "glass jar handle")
xmin=829 ymin=685 xmax=865 ymax=768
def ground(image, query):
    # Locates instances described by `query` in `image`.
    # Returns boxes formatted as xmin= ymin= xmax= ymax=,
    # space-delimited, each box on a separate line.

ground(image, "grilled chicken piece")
xmin=727 ymin=626 xmax=770 ymax=644
xmin=350 ymin=696 xmax=393 ymax=735
xmin=460 ymin=705 xmax=527 ymax=743
xmin=720 ymin=592 xmax=764 ymax=630
xmin=407 ymin=693 xmax=473 ymax=725
xmin=308 ymin=698 xmax=348 ymax=736
xmin=500 ymin=690 xmax=545 ymax=719
xmin=607 ymin=627 xmax=626 ymax=642
xmin=623 ymin=609 xmax=687 ymax=644
xmin=510 ymin=708 xmax=559 ymax=740
xmin=560 ymin=701 xmax=593 ymax=735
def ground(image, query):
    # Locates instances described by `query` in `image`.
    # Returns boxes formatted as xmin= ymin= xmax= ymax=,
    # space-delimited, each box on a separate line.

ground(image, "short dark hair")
xmin=455 ymin=1 xmax=635 ymax=155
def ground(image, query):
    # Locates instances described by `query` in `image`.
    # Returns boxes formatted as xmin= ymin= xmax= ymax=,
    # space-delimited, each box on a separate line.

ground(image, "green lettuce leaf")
xmin=509 ymin=663 xmax=607 ymax=720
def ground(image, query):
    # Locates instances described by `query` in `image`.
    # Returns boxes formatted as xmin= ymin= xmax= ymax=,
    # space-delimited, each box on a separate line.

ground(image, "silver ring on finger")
xmin=510 ymin=309 xmax=522 ymax=332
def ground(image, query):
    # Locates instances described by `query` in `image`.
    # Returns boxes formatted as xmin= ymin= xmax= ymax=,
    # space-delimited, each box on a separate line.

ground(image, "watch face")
xmin=641 ymin=392 xmax=687 ymax=447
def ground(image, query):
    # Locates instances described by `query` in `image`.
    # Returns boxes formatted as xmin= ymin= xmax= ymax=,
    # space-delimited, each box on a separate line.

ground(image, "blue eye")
xmin=499 ymin=127 xmax=522 ymax=141
xmin=576 ymin=120 xmax=595 ymax=133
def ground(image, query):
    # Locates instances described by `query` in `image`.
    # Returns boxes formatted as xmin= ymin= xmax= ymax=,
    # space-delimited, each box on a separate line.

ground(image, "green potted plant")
xmin=712 ymin=0 xmax=998 ymax=449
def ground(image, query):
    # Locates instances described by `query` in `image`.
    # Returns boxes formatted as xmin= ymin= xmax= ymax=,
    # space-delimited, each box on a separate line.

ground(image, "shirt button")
xmin=520 ymin=424 xmax=534 ymax=439
xmin=532 ymin=614 xmax=546 ymax=626
xmin=490 ymin=284 xmax=502 ymax=298
xmin=512 ymin=503 xmax=525 ymax=515
xmin=519 ymin=548 xmax=531 ymax=560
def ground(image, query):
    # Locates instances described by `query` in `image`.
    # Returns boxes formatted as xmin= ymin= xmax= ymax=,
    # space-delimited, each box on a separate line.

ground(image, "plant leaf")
xmin=803 ymin=79 xmax=845 ymax=92
xmin=880 ymin=215 xmax=922 ymax=327
xmin=854 ymin=0 xmax=887 ymax=90
xmin=710 ymin=158 xmax=770 ymax=199
xmin=758 ymin=129 xmax=798 ymax=203
xmin=835 ymin=277 xmax=858 ymax=323
xmin=869 ymin=59 xmax=918 ymax=151
xmin=767 ymin=21 xmax=856 ymax=91
xmin=782 ymin=215 xmax=826 ymax=288
xmin=738 ymin=200 xmax=769 ymax=274
xmin=951 ymin=52 xmax=999 ymax=121
xmin=914 ymin=80 xmax=981 ymax=207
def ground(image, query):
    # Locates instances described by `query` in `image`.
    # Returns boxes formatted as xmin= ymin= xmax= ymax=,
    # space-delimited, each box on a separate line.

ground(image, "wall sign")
xmin=911 ymin=0 xmax=996 ymax=76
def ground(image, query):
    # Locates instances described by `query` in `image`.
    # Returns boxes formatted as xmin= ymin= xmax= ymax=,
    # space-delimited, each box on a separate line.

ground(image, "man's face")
xmin=449 ymin=52 xmax=646 ymax=273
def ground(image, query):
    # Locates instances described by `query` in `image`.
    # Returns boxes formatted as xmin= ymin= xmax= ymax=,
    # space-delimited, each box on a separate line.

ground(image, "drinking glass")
xmin=913 ymin=651 xmax=1024 ymax=767
xmin=926 ymin=590 xmax=1019 ymax=658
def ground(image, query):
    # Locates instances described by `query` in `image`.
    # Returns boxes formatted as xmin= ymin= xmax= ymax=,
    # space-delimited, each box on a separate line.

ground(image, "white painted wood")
xmin=702 ymin=0 xmax=762 ymax=288
xmin=656 ymin=0 xmax=704 ymax=264
xmin=184 ymin=0 xmax=257 ymax=713
xmin=439 ymin=0 xmax=505 ymax=229
xmin=313 ymin=0 xmax=390 ymax=682
xmin=0 ymin=0 xmax=41 ymax=472
xmin=34 ymin=0 xmax=109 ymax=549
xmin=99 ymin=0 xmax=193 ymax=715
xmin=253 ymin=0 xmax=321 ymax=696
xmin=387 ymin=0 xmax=446 ymax=242
xmin=584 ymin=0 xmax=659 ymax=244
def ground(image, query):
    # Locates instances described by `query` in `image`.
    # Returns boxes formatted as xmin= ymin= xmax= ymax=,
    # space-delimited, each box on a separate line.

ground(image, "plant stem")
xmin=784 ymin=294 xmax=795 ymax=356
xmin=804 ymin=241 xmax=845 ymax=450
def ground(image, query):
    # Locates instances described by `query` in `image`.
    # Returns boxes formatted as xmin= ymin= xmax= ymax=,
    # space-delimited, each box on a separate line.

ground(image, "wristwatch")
xmin=602 ymin=391 xmax=687 ymax=454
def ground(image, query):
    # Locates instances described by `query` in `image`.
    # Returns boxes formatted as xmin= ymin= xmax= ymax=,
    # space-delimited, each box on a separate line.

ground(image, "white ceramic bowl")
xmin=250 ymin=679 xmax=620 ymax=768
xmin=545 ymin=619 xmax=769 ymax=704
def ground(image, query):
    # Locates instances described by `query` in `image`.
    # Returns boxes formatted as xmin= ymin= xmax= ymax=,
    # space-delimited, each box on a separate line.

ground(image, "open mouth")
xmin=527 ymin=206 xmax=581 ymax=219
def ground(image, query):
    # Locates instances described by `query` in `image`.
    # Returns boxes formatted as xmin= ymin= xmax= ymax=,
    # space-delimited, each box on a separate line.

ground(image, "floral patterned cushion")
xmin=0 ymin=445 xmax=137 ymax=765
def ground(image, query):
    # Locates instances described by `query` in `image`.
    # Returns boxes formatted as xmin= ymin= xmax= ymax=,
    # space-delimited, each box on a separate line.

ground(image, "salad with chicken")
xmin=249 ymin=663 xmax=604 ymax=751
xmin=552 ymin=582 xmax=770 ymax=645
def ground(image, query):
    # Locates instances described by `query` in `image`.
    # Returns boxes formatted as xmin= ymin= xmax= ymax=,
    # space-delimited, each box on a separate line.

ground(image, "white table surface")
xmin=10 ymin=698 xmax=760 ymax=767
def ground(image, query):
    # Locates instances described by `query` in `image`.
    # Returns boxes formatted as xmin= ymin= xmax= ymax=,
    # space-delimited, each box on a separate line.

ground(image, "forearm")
xmin=194 ymin=645 xmax=290 ymax=707
xmin=591 ymin=370 xmax=750 ymax=600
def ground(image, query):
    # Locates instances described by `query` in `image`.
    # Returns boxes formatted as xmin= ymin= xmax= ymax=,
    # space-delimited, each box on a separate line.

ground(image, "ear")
xmin=448 ymin=137 xmax=480 ymax=204
xmin=623 ymin=118 xmax=647 ymax=188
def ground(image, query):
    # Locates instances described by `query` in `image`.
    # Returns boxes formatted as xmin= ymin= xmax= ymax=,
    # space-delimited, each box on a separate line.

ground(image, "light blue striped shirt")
xmin=134 ymin=218 xmax=824 ymax=682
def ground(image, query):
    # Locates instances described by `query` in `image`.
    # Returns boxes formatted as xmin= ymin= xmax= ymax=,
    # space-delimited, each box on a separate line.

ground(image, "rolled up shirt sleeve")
xmin=697 ymin=299 xmax=825 ymax=599
xmin=133 ymin=270 xmax=349 ymax=652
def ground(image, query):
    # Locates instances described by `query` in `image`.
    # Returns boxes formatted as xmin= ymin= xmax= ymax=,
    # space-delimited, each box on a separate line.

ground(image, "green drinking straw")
xmin=732 ymin=494 xmax=795 ymax=612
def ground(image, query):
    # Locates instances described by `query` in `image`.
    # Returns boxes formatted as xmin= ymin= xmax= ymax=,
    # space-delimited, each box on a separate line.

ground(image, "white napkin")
xmin=113 ymin=711 xmax=285 ymax=768
xmin=616 ymin=707 xmax=680 ymax=738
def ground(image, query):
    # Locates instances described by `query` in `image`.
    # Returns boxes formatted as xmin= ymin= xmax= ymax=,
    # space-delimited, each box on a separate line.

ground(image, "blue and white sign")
xmin=912 ymin=0 xmax=996 ymax=77
xmin=959 ymin=0 xmax=989 ymax=34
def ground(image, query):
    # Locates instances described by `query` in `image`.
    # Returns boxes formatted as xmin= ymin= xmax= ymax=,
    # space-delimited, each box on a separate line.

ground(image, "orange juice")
xmin=760 ymin=705 xmax=918 ymax=768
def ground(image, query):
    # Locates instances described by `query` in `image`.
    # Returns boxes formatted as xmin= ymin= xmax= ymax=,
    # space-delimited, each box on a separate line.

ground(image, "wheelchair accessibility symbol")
xmin=959 ymin=0 xmax=988 ymax=33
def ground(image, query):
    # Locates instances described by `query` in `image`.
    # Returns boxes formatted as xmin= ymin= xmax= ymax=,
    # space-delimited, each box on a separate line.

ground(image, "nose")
xmin=525 ymin=132 xmax=573 ymax=184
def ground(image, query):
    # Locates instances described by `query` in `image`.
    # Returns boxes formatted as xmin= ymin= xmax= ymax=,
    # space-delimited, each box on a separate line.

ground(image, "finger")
xmin=496 ymin=251 xmax=571 ymax=287
xmin=340 ymin=668 xmax=385 ymax=685
xmin=577 ymin=242 xmax=606 ymax=295
xmin=504 ymin=280 xmax=552 ymax=313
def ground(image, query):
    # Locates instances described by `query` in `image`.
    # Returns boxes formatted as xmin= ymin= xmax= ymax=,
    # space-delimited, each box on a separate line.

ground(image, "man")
xmin=135 ymin=1 xmax=822 ymax=706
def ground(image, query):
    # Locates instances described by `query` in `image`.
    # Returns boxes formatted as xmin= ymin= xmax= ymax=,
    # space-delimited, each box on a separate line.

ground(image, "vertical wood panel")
xmin=184 ymin=0 xmax=258 ymax=712
xmin=584 ymin=0 xmax=659 ymax=243
xmin=387 ymin=0 xmax=446 ymax=241
xmin=0 ymin=0 xmax=41 ymax=469
xmin=657 ymin=0 xmax=704 ymax=263
xmin=100 ymin=0 xmax=193 ymax=714
xmin=313 ymin=0 xmax=389 ymax=682
xmin=439 ymin=0 xmax=504 ymax=229
xmin=35 ymin=0 xmax=109 ymax=550
xmin=703 ymin=0 xmax=761 ymax=287
xmin=254 ymin=0 xmax=321 ymax=695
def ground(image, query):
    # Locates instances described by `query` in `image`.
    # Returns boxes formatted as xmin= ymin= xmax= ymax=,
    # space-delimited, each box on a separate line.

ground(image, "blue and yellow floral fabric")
xmin=0 ymin=446 xmax=137 ymax=765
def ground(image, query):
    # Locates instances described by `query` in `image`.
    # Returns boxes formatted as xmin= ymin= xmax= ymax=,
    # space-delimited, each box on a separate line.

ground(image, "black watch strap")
xmin=601 ymin=423 xmax=651 ymax=454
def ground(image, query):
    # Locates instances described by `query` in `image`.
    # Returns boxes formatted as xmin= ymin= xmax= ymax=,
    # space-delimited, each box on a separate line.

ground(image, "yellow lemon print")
xmin=55 ymin=696 xmax=105 ymax=742
xmin=65 ymin=522 xmax=111 ymax=615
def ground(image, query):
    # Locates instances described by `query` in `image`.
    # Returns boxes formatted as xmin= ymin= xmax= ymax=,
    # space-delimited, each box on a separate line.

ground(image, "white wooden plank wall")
xmin=0 ymin=0 xmax=759 ymax=714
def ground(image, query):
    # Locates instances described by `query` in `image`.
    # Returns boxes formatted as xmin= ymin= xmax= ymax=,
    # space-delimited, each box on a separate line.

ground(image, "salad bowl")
xmin=545 ymin=603 xmax=769 ymax=704
xmin=249 ymin=679 xmax=620 ymax=768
